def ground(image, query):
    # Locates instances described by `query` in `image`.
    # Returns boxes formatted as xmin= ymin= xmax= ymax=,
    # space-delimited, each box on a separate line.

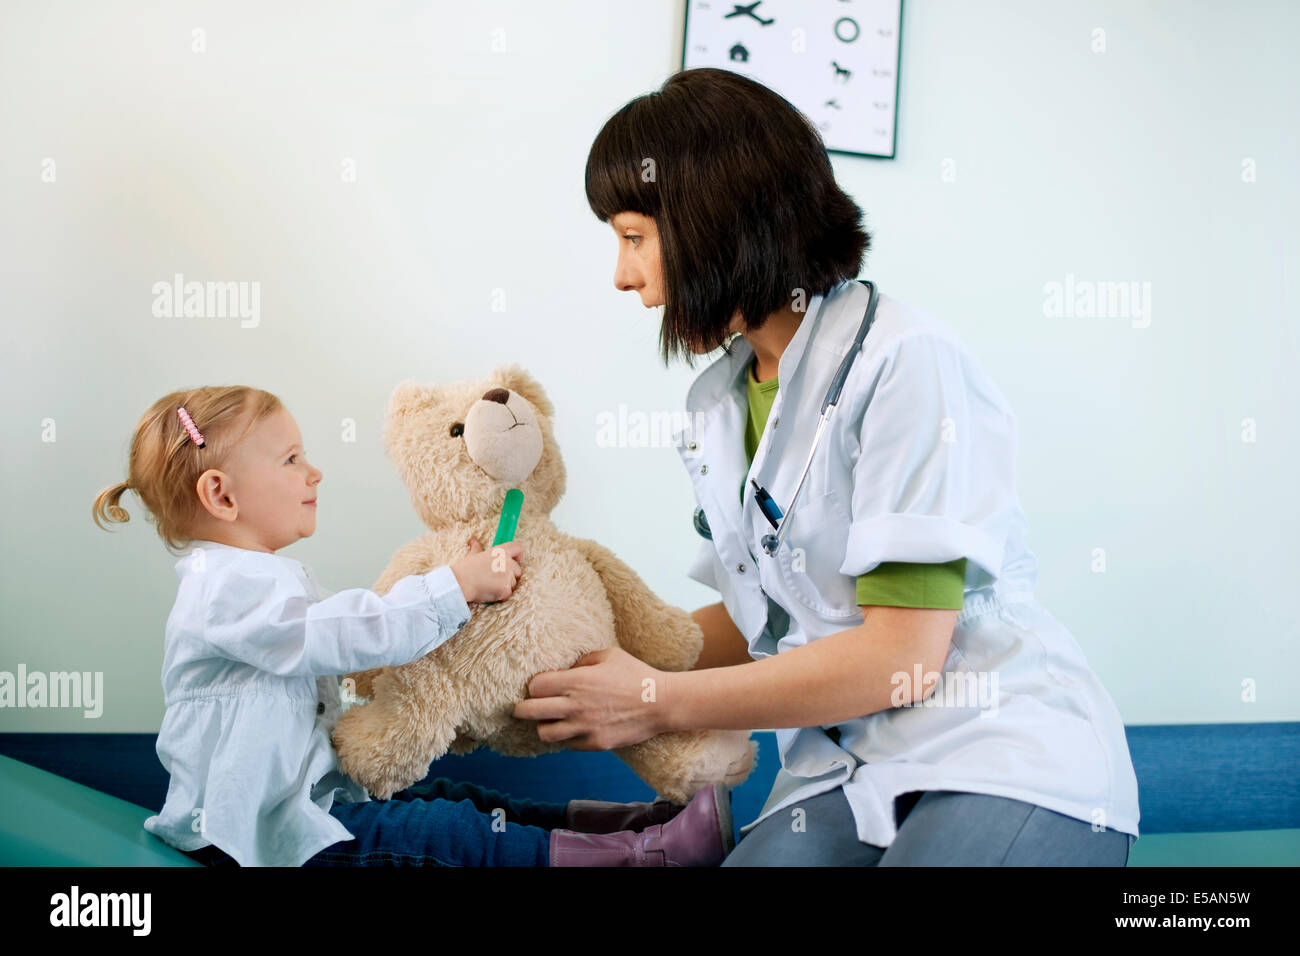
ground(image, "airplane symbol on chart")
xmin=831 ymin=61 xmax=852 ymax=81
xmin=725 ymin=2 xmax=774 ymax=26
xmin=825 ymin=99 xmax=842 ymax=110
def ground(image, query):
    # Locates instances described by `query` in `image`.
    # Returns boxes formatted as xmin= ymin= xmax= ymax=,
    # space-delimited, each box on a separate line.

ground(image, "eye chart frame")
xmin=680 ymin=0 xmax=903 ymax=160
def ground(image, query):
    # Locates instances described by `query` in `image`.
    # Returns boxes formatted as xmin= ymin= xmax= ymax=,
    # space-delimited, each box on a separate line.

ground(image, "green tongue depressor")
xmin=492 ymin=488 xmax=523 ymax=546
xmin=483 ymin=488 xmax=523 ymax=605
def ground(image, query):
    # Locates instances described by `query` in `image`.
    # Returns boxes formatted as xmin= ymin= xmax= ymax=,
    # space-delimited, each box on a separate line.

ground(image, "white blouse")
xmin=143 ymin=539 xmax=471 ymax=866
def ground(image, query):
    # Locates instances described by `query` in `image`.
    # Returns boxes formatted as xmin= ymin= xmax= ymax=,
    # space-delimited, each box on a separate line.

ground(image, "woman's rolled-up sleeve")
xmin=838 ymin=331 xmax=1018 ymax=592
xmin=202 ymin=561 xmax=472 ymax=678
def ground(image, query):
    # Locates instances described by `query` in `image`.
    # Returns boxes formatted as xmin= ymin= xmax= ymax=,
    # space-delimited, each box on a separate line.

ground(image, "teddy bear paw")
xmin=723 ymin=741 xmax=758 ymax=786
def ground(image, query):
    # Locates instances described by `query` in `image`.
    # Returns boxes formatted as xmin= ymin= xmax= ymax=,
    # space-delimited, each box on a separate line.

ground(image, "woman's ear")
xmin=488 ymin=363 xmax=555 ymax=420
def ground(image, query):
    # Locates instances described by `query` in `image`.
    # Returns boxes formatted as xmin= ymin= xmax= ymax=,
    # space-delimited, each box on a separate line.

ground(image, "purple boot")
xmin=549 ymin=784 xmax=734 ymax=866
xmin=563 ymin=796 xmax=685 ymax=833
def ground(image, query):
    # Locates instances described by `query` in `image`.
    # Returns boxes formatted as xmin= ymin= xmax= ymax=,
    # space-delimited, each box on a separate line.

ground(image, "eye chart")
xmin=681 ymin=0 xmax=903 ymax=159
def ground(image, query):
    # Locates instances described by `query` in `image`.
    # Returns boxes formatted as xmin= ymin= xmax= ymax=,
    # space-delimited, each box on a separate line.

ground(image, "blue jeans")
xmin=184 ymin=778 xmax=568 ymax=867
xmin=721 ymin=787 xmax=1134 ymax=866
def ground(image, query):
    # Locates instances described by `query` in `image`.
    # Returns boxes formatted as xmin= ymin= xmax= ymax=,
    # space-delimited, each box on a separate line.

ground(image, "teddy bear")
xmin=329 ymin=364 xmax=757 ymax=802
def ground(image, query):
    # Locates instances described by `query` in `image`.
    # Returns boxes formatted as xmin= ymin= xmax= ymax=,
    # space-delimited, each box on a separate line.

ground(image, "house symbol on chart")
xmin=729 ymin=42 xmax=750 ymax=62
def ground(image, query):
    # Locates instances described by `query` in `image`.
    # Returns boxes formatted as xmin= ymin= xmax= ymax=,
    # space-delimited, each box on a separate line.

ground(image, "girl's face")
xmin=194 ymin=408 xmax=322 ymax=553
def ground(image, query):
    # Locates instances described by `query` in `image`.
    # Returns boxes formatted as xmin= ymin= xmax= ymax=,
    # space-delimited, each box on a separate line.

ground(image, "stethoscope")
xmin=693 ymin=278 xmax=879 ymax=557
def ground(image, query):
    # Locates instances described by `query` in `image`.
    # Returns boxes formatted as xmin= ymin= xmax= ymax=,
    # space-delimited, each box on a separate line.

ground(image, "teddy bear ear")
xmin=385 ymin=379 xmax=432 ymax=419
xmin=488 ymin=363 xmax=554 ymax=419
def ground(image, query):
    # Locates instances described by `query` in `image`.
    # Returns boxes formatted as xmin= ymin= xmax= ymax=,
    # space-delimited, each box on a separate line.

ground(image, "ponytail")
xmin=90 ymin=478 xmax=134 ymax=530
xmin=92 ymin=479 xmax=133 ymax=531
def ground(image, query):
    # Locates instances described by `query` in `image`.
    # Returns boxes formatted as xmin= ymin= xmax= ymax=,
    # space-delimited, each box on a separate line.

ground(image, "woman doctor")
xmin=513 ymin=68 xmax=1140 ymax=866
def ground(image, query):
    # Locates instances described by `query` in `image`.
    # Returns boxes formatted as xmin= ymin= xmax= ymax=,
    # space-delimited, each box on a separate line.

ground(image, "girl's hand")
xmin=512 ymin=647 xmax=669 ymax=751
xmin=450 ymin=537 xmax=523 ymax=604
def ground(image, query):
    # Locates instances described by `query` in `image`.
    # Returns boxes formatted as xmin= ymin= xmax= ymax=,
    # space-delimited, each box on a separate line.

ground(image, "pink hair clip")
xmin=177 ymin=406 xmax=206 ymax=448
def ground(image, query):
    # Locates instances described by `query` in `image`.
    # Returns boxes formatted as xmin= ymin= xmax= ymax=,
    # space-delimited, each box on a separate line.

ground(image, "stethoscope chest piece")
xmin=692 ymin=506 xmax=712 ymax=540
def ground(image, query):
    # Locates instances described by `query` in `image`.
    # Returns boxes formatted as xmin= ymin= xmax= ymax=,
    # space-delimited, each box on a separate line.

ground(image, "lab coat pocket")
xmin=775 ymin=490 xmax=862 ymax=623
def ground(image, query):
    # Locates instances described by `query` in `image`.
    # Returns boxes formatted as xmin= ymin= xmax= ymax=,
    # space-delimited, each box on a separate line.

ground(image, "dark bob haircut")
xmin=585 ymin=67 xmax=871 ymax=368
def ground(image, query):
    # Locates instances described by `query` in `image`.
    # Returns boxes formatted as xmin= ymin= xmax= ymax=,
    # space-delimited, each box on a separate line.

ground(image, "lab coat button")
xmin=700 ymin=465 xmax=708 ymax=475
xmin=737 ymin=563 xmax=746 ymax=573
xmin=686 ymin=440 xmax=698 ymax=451
xmin=316 ymin=702 xmax=325 ymax=715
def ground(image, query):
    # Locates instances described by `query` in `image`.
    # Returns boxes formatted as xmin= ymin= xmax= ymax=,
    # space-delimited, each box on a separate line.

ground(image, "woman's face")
xmin=610 ymin=211 xmax=663 ymax=308
xmin=610 ymin=210 xmax=741 ymax=351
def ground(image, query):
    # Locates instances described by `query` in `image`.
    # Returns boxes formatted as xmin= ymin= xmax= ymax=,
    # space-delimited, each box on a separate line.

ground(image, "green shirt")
xmin=744 ymin=359 xmax=965 ymax=609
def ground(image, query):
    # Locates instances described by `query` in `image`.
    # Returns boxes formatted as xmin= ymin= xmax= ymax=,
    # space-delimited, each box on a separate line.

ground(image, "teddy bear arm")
xmin=568 ymin=537 xmax=702 ymax=672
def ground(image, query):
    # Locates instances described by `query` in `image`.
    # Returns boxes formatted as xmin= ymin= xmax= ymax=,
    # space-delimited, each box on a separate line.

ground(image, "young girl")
xmin=92 ymin=385 xmax=732 ymax=867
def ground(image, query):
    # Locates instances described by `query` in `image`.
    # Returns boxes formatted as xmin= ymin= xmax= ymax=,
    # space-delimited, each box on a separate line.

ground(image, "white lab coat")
xmin=675 ymin=278 xmax=1140 ymax=848
xmin=143 ymin=539 xmax=471 ymax=866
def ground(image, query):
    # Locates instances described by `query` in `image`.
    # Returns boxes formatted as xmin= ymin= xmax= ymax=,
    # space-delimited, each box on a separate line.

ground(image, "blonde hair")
xmin=92 ymin=387 xmax=284 ymax=555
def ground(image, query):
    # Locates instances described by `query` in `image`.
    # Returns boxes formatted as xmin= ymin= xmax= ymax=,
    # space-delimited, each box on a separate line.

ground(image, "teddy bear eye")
xmin=449 ymin=423 xmax=464 ymax=438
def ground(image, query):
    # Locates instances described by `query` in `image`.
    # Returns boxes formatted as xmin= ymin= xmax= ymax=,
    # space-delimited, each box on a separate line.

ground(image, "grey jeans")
xmin=722 ymin=787 xmax=1134 ymax=866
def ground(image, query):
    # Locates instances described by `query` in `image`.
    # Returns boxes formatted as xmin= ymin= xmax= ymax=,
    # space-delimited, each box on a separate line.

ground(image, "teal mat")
xmin=1128 ymin=828 xmax=1300 ymax=867
xmin=2 ymin=733 xmax=1300 ymax=868
xmin=0 ymin=753 xmax=200 ymax=866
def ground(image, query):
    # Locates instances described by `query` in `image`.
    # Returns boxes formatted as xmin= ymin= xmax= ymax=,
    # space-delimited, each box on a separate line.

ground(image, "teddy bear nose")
xmin=482 ymin=388 xmax=511 ymax=405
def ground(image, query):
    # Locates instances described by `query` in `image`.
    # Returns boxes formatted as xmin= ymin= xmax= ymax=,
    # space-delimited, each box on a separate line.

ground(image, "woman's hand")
xmin=512 ymin=647 xmax=670 ymax=751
